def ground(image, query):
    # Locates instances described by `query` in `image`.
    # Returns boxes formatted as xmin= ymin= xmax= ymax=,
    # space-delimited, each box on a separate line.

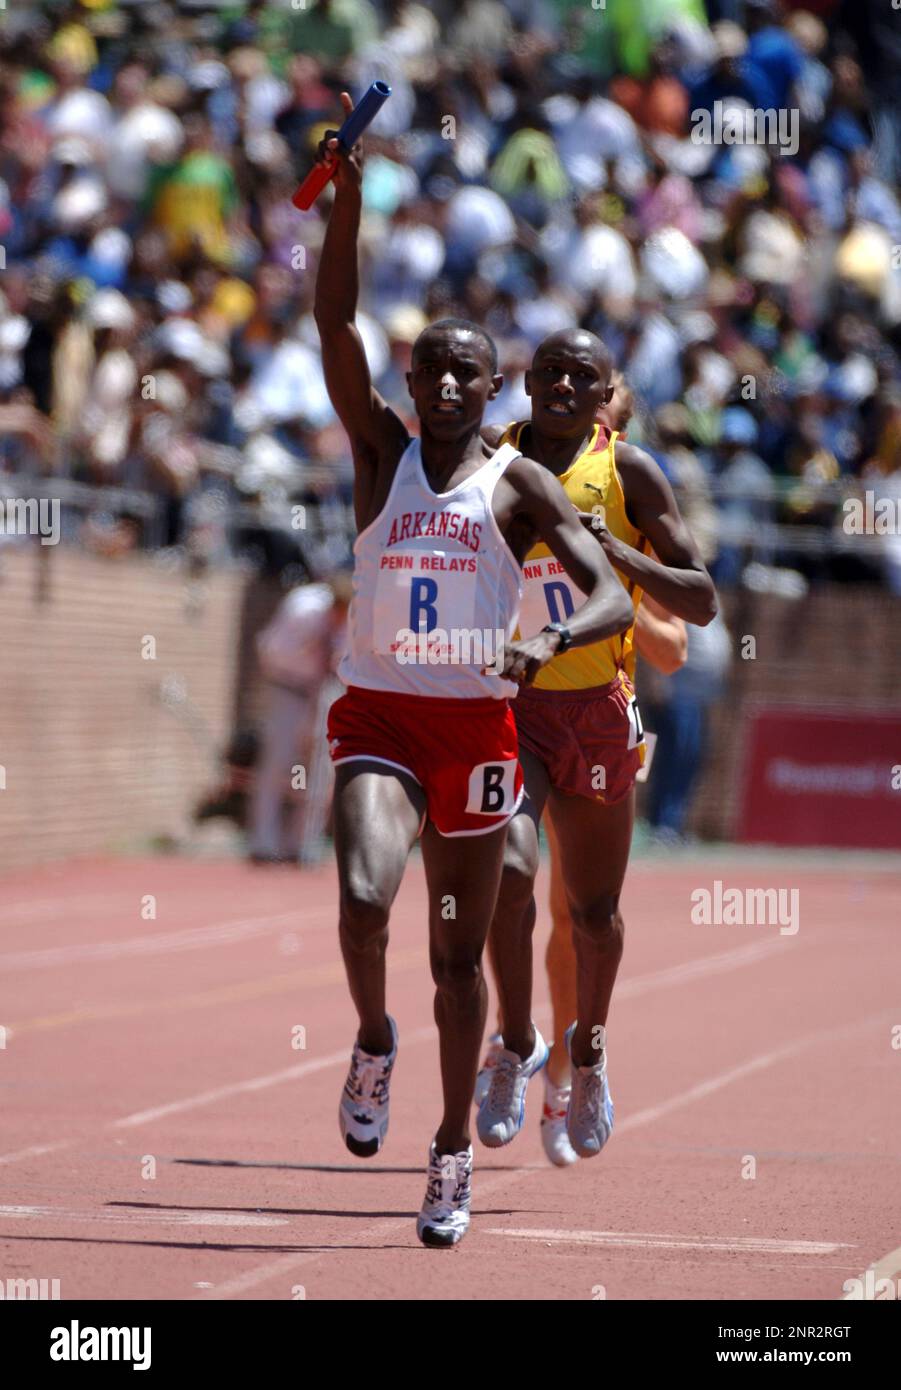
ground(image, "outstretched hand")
xmin=315 ymin=91 xmax=364 ymax=194
xmin=482 ymin=630 xmax=561 ymax=686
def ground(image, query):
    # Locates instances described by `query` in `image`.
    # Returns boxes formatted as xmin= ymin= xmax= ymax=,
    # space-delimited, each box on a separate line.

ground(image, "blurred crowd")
xmin=1 ymin=0 xmax=900 ymax=589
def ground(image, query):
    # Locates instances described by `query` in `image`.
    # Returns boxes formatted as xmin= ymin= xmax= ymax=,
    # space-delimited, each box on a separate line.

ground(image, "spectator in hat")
xmin=77 ymin=288 xmax=138 ymax=479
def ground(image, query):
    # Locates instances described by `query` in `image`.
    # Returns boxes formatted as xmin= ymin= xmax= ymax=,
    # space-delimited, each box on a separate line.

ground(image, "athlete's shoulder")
xmin=502 ymin=451 xmax=559 ymax=501
xmin=480 ymin=422 xmax=505 ymax=449
xmin=613 ymin=438 xmax=671 ymax=501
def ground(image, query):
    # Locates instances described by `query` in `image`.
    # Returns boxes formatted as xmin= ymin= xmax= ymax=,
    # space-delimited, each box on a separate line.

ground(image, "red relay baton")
xmin=292 ymin=81 xmax=392 ymax=210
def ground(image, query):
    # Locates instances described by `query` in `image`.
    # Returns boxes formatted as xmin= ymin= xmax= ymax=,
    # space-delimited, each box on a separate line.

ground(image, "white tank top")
xmin=339 ymin=438 xmax=523 ymax=698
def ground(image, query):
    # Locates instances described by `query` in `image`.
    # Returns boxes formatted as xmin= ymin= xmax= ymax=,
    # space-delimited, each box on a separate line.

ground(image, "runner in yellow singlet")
xmin=538 ymin=371 xmax=688 ymax=1163
xmin=473 ymin=329 xmax=717 ymax=1163
xmin=479 ymin=370 xmax=689 ymax=1162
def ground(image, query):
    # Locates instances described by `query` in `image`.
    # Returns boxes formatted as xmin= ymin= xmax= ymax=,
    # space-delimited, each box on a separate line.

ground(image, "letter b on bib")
xmin=466 ymin=760 xmax=517 ymax=816
xmin=410 ymin=577 xmax=439 ymax=632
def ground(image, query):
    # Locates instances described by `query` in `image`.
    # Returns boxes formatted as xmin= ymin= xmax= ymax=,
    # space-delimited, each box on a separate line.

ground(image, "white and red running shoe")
xmin=540 ymin=1073 xmax=580 ymax=1167
xmin=473 ymin=1032 xmax=503 ymax=1108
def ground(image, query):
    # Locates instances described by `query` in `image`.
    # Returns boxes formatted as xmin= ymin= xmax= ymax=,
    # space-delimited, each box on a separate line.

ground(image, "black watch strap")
xmin=542 ymin=622 xmax=573 ymax=654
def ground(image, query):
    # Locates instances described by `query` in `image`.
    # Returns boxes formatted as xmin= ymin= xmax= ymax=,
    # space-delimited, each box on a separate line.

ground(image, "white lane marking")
xmin=616 ymin=936 xmax=803 ymax=999
xmin=0 ymin=961 xmax=884 ymax=1167
xmin=0 ymin=934 xmax=792 ymax=1150
xmin=0 ymin=896 xmax=126 ymax=927
xmin=195 ymin=1166 xmax=527 ymax=1301
xmin=112 ymin=1026 xmax=439 ymax=1130
xmin=616 ymin=1009 xmax=894 ymax=1136
xmin=618 ymin=1047 xmax=803 ymax=1133
xmin=112 ymin=1051 xmax=355 ymax=1129
xmin=4 ymin=1008 xmax=877 ymax=1291
xmin=842 ymin=1244 xmax=901 ymax=1299
xmin=0 ymin=1140 xmax=77 ymax=1167
xmin=0 ymin=933 xmax=809 ymax=1117
xmin=0 ymin=910 xmax=326 ymax=970
xmin=0 ymin=1204 xmax=285 ymax=1228
xmin=0 ymin=949 xmax=891 ymax=1296
xmin=484 ymin=1228 xmax=852 ymax=1255
xmin=200 ymin=1010 xmax=897 ymax=1299
xmin=0 ymin=901 xmax=795 ymax=976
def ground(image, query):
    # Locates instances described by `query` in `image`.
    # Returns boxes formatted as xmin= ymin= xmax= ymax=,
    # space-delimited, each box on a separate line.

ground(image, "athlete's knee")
xmin=431 ymin=948 xmax=483 ymax=1001
xmin=570 ymin=896 xmax=624 ymax=952
xmin=339 ymin=874 xmax=392 ymax=943
xmin=496 ymin=826 xmax=539 ymax=914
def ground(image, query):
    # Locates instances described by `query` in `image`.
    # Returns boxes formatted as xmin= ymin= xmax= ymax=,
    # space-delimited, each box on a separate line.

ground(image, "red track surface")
xmin=1 ymin=852 xmax=899 ymax=1301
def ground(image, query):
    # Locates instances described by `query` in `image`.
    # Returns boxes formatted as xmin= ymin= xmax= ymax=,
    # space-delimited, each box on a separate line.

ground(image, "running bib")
xmin=465 ymin=759 xmax=519 ymax=816
xmin=372 ymin=549 xmax=479 ymax=656
xmin=516 ymin=555 xmax=585 ymax=639
xmin=635 ymin=729 xmax=656 ymax=781
xmin=625 ymin=691 xmax=646 ymax=750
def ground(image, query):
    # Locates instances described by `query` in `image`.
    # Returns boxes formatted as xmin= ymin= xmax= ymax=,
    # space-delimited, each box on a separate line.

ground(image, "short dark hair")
xmin=533 ymin=329 xmax=613 ymax=381
xmin=413 ymin=318 xmax=499 ymax=374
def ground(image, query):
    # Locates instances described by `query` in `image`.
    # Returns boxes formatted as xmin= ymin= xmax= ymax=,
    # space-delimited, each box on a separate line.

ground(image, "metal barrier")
xmin=0 ymin=471 xmax=895 ymax=573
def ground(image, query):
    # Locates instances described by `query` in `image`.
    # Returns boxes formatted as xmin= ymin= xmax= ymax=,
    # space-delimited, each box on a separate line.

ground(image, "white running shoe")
xmin=416 ymin=1141 xmax=473 ymax=1248
xmin=476 ymin=1025 xmax=549 ymax=1148
xmin=338 ymin=1015 xmax=398 ymax=1158
xmin=473 ymin=1032 xmax=503 ymax=1108
xmin=540 ymin=1072 xmax=579 ymax=1167
xmin=564 ymin=1022 xmax=614 ymax=1159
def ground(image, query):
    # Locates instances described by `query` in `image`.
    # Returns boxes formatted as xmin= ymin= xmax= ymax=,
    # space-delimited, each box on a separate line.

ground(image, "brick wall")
xmin=0 ymin=545 xmax=244 ymax=868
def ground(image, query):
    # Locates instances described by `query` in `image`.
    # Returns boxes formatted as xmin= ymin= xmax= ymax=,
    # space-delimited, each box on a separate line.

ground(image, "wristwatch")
xmin=542 ymin=622 xmax=573 ymax=654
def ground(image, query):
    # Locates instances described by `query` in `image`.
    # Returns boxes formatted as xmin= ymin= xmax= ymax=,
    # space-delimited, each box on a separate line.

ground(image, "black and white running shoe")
xmin=416 ymin=1141 xmax=473 ymax=1248
xmin=338 ymin=1015 xmax=398 ymax=1158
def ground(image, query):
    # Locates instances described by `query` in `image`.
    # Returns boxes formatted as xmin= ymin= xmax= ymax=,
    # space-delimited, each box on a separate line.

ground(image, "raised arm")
xmin=312 ymin=93 xmax=408 ymax=475
xmin=500 ymin=456 xmax=634 ymax=685
xmin=581 ymin=442 xmax=718 ymax=626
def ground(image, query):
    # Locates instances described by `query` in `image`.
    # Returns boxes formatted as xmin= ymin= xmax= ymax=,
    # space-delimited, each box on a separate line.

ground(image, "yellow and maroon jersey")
xmin=502 ymin=421 xmax=647 ymax=691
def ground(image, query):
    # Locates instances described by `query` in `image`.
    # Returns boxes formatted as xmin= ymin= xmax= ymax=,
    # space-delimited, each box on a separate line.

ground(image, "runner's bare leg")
xmin=544 ymin=813 xmax=579 ymax=1085
xmin=421 ymin=820 xmax=509 ymax=1153
xmin=484 ymin=746 xmax=551 ymax=1060
xmin=333 ymin=761 xmax=426 ymax=1054
xmin=545 ymin=788 xmax=634 ymax=1067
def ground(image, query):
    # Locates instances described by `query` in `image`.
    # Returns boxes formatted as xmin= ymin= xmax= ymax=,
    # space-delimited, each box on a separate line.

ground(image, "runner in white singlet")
xmin=312 ymin=96 xmax=633 ymax=1248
